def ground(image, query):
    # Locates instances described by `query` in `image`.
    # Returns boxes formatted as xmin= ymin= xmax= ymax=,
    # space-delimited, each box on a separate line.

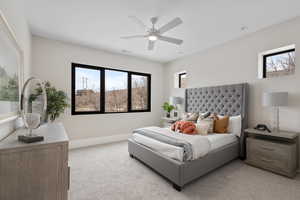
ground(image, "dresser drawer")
xmin=244 ymin=129 xmax=298 ymax=178
xmin=246 ymin=137 xmax=298 ymax=177
xmin=247 ymin=138 xmax=290 ymax=161
xmin=246 ymin=153 xmax=288 ymax=174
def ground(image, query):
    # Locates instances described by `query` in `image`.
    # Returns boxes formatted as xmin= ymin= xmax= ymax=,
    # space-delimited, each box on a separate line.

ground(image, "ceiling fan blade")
xmin=158 ymin=17 xmax=183 ymax=34
xmin=148 ymin=41 xmax=155 ymax=50
xmin=158 ymin=36 xmax=183 ymax=45
xmin=129 ymin=16 xmax=148 ymax=31
xmin=120 ymin=35 xmax=147 ymax=39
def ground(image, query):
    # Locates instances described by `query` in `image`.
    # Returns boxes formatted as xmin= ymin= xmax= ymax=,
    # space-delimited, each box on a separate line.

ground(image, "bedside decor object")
xmin=170 ymin=96 xmax=182 ymax=118
xmin=262 ymin=92 xmax=288 ymax=132
xmin=254 ymin=124 xmax=271 ymax=133
xmin=161 ymin=117 xmax=179 ymax=128
xmin=19 ymin=77 xmax=47 ymax=143
xmin=162 ymin=102 xmax=175 ymax=118
xmin=245 ymin=128 xmax=298 ymax=178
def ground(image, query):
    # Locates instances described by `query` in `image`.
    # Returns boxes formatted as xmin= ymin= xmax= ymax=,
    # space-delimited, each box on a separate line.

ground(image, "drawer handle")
xmin=260 ymin=147 xmax=274 ymax=151
xmin=68 ymin=166 xmax=70 ymax=190
xmin=260 ymin=158 xmax=273 ymax=163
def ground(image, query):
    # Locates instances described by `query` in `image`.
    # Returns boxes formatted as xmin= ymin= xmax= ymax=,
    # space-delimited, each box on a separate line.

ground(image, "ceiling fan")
xmin=121 ymin=16 xmax=183 ymax=50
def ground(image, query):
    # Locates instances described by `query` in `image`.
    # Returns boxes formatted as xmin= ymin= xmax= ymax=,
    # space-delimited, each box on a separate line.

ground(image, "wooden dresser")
xmin=0 ymin=123 xmax=69 ymax=200
xmin=245 ymin=128 xmax=298 ymax=178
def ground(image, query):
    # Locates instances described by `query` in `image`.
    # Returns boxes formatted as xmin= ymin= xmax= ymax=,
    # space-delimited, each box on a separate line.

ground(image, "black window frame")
xmin=71 ymin=63 xmax=151 ymax=115
xmin=178 ymin=72 xmax=187 ymax=88
xmin=263 ymin=48 xmax=295 ymax=78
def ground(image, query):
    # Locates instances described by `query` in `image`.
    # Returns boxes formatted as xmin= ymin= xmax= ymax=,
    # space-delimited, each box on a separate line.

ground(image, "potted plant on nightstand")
xmin=162 ymin=102 xmax=175 ymax=118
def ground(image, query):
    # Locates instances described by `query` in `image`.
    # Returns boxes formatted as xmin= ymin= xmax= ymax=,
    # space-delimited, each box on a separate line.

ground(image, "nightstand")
xmin=161 ymin=117 xmax=180 ymax=128
xmin=244 ymin=128 xmax=299 ymax=178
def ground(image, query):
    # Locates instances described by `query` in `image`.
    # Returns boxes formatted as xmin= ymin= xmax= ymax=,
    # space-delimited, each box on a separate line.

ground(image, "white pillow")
xmin=227 ymin=115 xmax=242 ymax=137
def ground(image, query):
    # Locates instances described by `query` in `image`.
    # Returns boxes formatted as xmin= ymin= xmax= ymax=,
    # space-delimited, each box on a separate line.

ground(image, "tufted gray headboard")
xmin=185 ymin=83 xmax=248 ymax=158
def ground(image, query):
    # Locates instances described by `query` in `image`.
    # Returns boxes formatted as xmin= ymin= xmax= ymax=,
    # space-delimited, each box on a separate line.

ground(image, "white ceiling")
xmin=24 ymin=0 xmax=300 ymax=63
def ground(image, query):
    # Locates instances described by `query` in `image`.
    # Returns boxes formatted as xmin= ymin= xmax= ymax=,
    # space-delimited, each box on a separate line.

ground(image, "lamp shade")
xmin=262 ymin=92 xmax=288 ymax=107
xmin=170 ymin=96 xmax=182 ymax=105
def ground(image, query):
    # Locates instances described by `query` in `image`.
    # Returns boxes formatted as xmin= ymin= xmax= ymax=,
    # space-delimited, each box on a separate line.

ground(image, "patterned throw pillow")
xmin=196 ymin=121 xmax=210 ymax=135
xmin=196 ymin=112 xmax=214 ymax=133
xmin=182 ymin=112 xmax=199 ymax=122
xmin=196 ymin=112 xmax=211 ymax=123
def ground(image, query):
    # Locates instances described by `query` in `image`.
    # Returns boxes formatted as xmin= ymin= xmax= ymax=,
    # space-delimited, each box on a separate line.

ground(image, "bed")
xmin=128 ymin=83 xmax=248 ymax=191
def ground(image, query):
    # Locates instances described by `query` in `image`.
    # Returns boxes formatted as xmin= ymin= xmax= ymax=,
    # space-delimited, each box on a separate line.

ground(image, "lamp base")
xmin=273 ymin=106 xmax=280 ymax=134
xmin=18 ymin=134 xmax=44 ymax=143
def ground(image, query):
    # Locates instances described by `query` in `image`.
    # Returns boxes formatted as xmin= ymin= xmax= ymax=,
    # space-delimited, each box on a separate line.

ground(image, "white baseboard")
xmin=69 ymin=134 xmax=131 ymax=149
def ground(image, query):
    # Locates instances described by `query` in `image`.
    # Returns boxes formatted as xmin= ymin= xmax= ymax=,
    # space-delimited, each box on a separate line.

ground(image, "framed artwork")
xmin=0 ymin=10 xmax=24 ymax=124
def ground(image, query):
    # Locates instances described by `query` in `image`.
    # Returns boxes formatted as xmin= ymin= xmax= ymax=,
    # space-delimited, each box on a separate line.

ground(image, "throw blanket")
xmin=133 ymin=126 xmax=211 ymax=161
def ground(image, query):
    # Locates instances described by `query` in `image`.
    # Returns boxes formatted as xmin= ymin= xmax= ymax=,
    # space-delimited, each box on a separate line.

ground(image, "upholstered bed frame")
xmin=128 ymin=83 xmax=248 ymax=191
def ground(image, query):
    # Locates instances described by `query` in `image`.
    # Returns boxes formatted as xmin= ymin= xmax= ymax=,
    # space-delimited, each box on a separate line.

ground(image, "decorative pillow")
xmin=196 ymin=111 xmax=211 ymax=123
xmin=171 ymin=121 xmax=181 ymax=132
xmin=182 ymin=112 xmax=199 ymax=122
xmin=197 ymin=117 xmax=214 ymax=133
xmin=171 ymin=121 xmax=197 ymax=135
xmin=214 ymin=115 xmax=230 ymax=133
xmin=181 ymin=121 xmax=197 ymax=135
xmin=196 ymin=121 xmax=210 ymax=135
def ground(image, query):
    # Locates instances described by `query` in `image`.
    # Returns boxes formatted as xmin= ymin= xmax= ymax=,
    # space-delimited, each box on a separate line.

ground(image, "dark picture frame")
xmin=71 ymin=63 xmax=151 ymax=115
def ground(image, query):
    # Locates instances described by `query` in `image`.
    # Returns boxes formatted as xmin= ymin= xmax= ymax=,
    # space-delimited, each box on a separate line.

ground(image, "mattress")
xmin=132 ymin=132 xmax=238 ymax=162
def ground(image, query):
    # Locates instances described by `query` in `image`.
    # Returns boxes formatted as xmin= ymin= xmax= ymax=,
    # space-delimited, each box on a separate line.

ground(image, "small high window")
xmin=178 ymin=72 xmax=187 ymax=88
xmin=263 ymin=49 xmax=295 ymax=78
xmin=259 ymin=45 xmax=296 ymax=79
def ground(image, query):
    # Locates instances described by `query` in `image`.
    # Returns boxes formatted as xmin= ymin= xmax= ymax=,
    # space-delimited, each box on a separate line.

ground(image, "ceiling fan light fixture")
xmin=148 ymin=35 xmax=158 ymax=41
xmin=122 ymin=16 xmax=183 ymax=50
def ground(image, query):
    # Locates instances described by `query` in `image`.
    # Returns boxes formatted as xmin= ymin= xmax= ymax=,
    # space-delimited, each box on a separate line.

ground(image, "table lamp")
xmin=262 ymin=92 xmax=288 ymax=133
xmin=170 ymin=96 xmax=183 ymax=118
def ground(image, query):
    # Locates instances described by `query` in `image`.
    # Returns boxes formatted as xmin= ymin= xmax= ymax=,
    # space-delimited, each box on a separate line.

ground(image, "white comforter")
xmin=132 ymin=126 xmax=211 ymax=161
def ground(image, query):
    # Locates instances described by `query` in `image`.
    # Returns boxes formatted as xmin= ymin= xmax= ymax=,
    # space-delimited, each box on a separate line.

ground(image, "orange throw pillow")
xmin=214 ymin=115 xmax=229 ymax=133
xmin=171 ymin=121 xmax=197 ymax=135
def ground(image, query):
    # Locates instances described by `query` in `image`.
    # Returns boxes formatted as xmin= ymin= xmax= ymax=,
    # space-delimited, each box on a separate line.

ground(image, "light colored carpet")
xmin=69 ymin=141 xmax=300 ymax=200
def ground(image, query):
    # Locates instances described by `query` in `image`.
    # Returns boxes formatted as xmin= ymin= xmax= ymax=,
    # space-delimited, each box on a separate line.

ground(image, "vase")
xmin=42 ymin=112 xmax=49 ymax=124
xmin=166 ymin=112 xmax=170 ymax=118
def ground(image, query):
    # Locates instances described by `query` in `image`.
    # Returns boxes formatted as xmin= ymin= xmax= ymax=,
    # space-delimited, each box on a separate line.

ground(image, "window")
xmin=262 ymin=48 xmax=295 ymax=78
xmin=178 ymin=72 xmax=187 ymax=88
xmin=74 ymin=66 xmax=101 ymax=112
xmin=131 ymin=74 xmax=149 ymax=110
xmin=105 ymin=70 xmax=128 ymax=112
xmin=72 ymin=63 xmax=151 ymax=114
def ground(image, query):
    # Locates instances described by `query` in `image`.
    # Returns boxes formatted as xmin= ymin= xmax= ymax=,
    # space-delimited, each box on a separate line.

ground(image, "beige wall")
xmin=0 ymin=0 xmax=32 ymax=140
xmin=164 ymin=17 xmax=300 ymax=167
xmin=32 ymin=36 xmax=164 ymax=140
